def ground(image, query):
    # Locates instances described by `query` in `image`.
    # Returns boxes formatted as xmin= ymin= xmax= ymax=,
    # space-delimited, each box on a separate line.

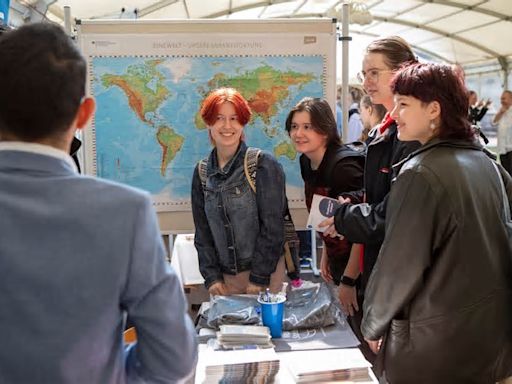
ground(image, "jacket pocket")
xmin=389 ymin=319 xmax=409 ymax=338
xmin=387 ymin=319 xmax=410 ymax=356
xmin=384 ymin=319 xmax=413 ymax=383
xmin=387 ymin=296 xmax=505 ymax=384
xmin=224 ymin=181 xmax=253 ymax=210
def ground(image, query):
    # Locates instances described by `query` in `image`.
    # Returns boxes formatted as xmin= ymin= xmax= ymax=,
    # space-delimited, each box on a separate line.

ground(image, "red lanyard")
xmin=379 ymin=112 xmax=395 ymax=135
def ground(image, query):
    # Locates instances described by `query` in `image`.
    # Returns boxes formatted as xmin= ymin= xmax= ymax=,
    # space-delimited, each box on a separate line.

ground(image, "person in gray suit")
xmin=0 ymin=23 xmax=197 ymax=383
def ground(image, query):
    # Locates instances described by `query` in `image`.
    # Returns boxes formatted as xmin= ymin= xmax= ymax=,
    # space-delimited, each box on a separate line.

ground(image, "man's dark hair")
xmin=0 ymin=22 xmax=86 ymax=140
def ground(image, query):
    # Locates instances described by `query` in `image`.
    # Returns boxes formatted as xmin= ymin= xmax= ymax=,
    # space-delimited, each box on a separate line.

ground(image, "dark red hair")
xmin=200 ymin=87 xmax=252 ymax=126
xmin=391 ymin=62 xmax=473 ymax=141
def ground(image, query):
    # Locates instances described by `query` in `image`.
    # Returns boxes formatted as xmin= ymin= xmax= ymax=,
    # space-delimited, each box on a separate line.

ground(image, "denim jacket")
xmin=191 ymin=142 xmax=285 ymax=288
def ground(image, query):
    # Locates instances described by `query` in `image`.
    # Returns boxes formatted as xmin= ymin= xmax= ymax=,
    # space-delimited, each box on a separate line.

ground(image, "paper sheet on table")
xmin=279 ymin=347 xmax=371 ymax=376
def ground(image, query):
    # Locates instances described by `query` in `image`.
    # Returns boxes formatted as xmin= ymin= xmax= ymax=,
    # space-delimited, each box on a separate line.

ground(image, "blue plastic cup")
xmin=258 ymin=295 xmax=286 ymax=338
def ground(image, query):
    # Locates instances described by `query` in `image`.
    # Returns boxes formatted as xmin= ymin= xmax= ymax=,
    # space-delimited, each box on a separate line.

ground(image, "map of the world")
xmin=90 ymin=55 xmax=325 ymax=209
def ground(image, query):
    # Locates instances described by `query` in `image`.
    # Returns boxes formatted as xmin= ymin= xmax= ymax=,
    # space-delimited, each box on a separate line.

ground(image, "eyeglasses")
xmin=357 ymin=68 xmax=394 ymax=83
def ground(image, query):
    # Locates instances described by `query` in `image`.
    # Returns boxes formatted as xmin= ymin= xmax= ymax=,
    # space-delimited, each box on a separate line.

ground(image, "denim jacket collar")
xmin=208 ymin=141 xmax=247 ymax=177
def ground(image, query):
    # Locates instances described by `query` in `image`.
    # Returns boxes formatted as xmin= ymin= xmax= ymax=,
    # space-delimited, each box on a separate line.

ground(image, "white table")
xmin=194 ymin=344 xmax=378 ymax=383
xmin=170 ymin=234 xmax=205 ymax=286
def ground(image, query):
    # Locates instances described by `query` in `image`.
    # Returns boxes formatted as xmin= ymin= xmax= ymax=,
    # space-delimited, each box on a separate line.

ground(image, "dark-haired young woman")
xmin=286 ymin=97 xmax=365 ymax=317
xmin=363 ymin=62 xmax=512 ymax=384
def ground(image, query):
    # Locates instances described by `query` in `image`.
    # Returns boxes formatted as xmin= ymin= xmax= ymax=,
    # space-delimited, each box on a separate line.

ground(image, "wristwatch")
xmin=340 ymin=275 xmax=356 ymax=287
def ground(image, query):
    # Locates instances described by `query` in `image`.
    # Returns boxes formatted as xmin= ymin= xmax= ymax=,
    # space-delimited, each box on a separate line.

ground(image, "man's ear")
xmin=75 ymin=97 xmax=96 ymax=131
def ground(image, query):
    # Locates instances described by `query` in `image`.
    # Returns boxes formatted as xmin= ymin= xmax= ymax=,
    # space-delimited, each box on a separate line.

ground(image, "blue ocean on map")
xmin=92 ymin=56 xmax=325 ymax=208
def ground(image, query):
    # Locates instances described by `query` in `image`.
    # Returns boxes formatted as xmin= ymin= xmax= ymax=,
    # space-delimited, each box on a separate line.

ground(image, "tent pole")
xmin=498 ymin=56 xmax=509 ymax=90
xmin=340 ymin=3 xmax=350 ymax=141
xmin=63 ymin=5 xmax=72 ymax=36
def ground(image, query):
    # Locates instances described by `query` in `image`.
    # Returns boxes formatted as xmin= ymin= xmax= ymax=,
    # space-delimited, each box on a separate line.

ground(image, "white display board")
xmin=77 ymin=19 xmax=337 ymax=231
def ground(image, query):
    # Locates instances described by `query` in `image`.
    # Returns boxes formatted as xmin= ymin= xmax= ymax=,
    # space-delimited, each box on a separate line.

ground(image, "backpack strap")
xmin=197 ymin=158 xmax=208 ymax=190
xmin=243 ymin=147 xmax=300 ymax=277
xmin=348 ymin=107 xmax=359 ymax=119
xmin=323 ymin=144 xmax=366 ymax=181
xmin=243 ymin=147 xmax=261 ymax=193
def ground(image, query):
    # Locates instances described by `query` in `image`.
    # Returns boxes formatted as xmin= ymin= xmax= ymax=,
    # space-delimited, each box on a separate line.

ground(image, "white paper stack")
xmin=202 ymin=347 xmax=280 ymax=384
xmin=280 ymin=348 xmax=373 ymax=383
xmin=217 ymin=325 xmax=273 ymax=349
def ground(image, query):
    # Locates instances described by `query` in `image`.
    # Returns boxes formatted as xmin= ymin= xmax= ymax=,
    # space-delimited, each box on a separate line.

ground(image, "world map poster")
xmin=90 ymin=55 xmax=326 ymax=210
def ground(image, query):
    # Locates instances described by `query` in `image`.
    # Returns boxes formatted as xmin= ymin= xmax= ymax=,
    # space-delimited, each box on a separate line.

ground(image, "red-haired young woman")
xmin=191 ymin=87 xmax=287 ymax=295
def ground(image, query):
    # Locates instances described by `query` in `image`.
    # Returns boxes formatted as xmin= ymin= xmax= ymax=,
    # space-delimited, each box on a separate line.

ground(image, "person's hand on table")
xmin=246 ymin=282 xmax=265 ymax=295
xmin=338 ymin=284 xmax=359 ymax=316
xmin=365 ymin=337 xmax=382 ymax=354
xmin=208 ymin=281 xmax=228 ymax=296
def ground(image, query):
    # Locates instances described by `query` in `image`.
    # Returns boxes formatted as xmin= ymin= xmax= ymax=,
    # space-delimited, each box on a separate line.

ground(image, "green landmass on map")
xmin=206 ymin=64 xmax=315 ymax=125
xmin=102 ymin=59 xmax=182 ymax=175
xmin=274 ymin=141 xmax=297 ymax=161
xmin=101 ymin=59 xmax=169 ymax=124
xmin=193 ymin=65 xmax=316 ymax=161
xmin=195 ymin=112 xmax=206 ymax=130
xmin=156 ymin=126 xmax=184 ymax=176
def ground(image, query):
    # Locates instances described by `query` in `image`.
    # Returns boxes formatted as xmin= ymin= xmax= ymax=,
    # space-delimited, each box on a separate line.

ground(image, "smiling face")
xmin=208 ymin=101 xmax=244 ymax=151
xmin=390 ymin=94 xmax=440 ymax=144
xmin=289 ymin=110 xmax=328 ymax=159
xmin=361 ymin=53 xmax=395 ymax=110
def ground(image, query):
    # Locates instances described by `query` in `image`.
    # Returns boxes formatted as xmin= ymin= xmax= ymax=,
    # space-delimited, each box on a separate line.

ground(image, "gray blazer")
xmin=0 ymin=149 xmax=197 ymax=383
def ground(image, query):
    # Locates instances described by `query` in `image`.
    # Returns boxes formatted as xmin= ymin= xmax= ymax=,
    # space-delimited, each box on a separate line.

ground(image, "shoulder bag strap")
xmin=243 ymin=147 xmax=261 ymax=193
xmin=197 ymin=158 xmax=208 ymax=190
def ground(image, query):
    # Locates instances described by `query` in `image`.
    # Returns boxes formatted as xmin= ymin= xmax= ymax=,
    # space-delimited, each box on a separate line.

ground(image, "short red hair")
xmin=200 ymin=87 xmax=252 ymax=126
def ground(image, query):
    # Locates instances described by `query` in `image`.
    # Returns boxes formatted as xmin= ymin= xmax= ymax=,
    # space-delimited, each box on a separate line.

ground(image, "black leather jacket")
xmin=362 ymin=138 xmax=512 ymax=383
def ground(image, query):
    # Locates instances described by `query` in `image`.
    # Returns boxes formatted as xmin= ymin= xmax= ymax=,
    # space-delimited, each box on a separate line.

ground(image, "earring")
xmin=430 ymin=121 xmax=436 ymax=130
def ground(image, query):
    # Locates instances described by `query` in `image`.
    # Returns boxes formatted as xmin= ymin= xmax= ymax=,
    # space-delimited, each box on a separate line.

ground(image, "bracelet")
xmin=340 ymin=275 xmax=356 ymax=287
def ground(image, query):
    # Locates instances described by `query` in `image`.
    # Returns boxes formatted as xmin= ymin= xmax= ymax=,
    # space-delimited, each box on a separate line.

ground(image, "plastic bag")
xmin=206 ymin=294 xmax=260 ymax=329
xmin=282 ymin=282 xmax=336 ymax=330
xmin=205 ymin=283 xmax=336 ymax=331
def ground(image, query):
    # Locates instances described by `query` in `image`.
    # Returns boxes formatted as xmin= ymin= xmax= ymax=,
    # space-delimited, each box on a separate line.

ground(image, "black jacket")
xmin=334 ymin=122 xmax=420 ymax=287
xmin=363 ymin=138 xmax=512 ymax=383
xmin=300 ymin=143 xmax=365 ymax=284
